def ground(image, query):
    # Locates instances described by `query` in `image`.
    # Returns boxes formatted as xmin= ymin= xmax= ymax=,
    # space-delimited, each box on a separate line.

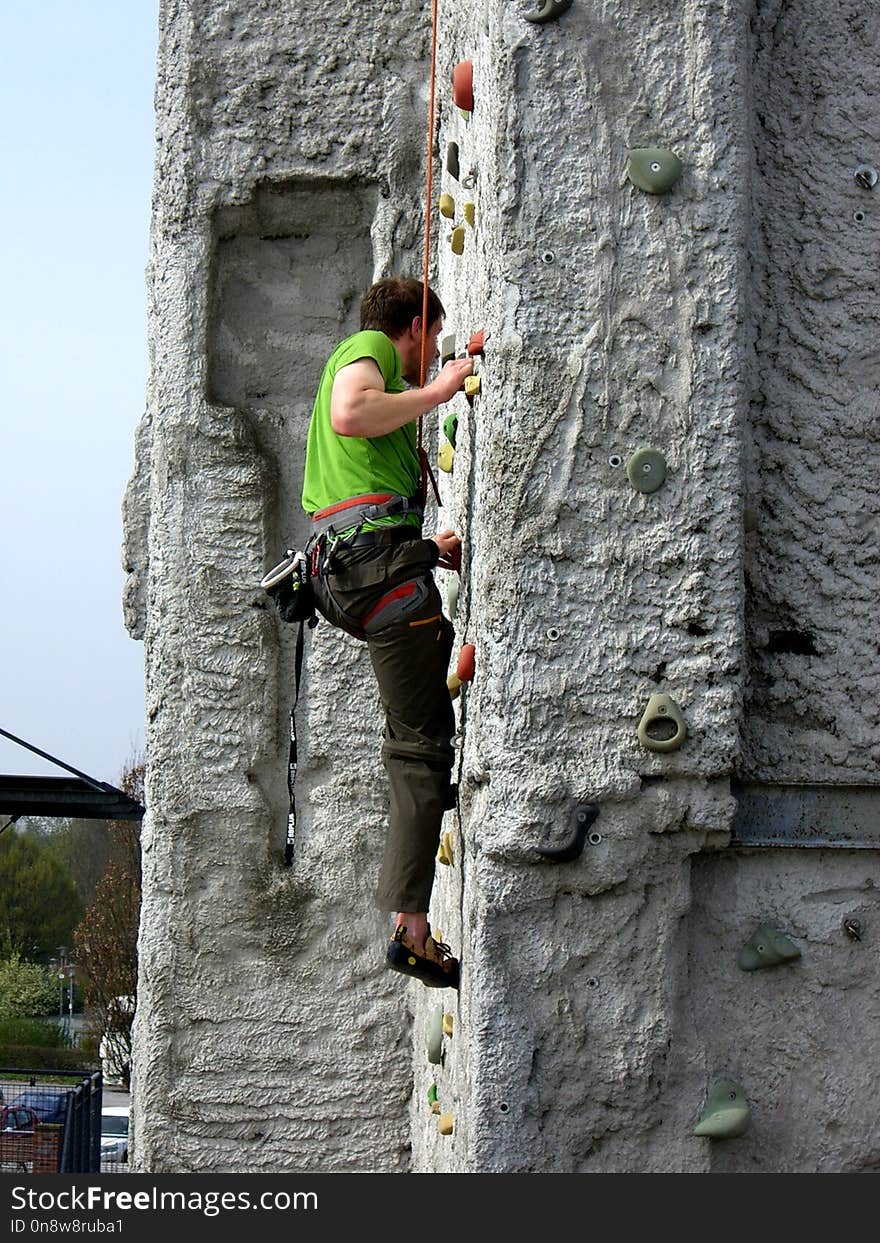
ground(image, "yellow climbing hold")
xmin=464 ymin=375 xmax=481 ymax=397
xmin=437 ymin=831 xmax=454 ymax=867
xmin=450 ymin=225 xmax=465 ymax=255
xmin=439 ymin=192 xmax=455 ymax=219
xmin=442 ymin=1013 xmax=454 ymax=1038
xmin=438 ymin=441 xmax=455 ymax=473
xmin=463 ymin=201 xmax=475 ymax=227
xmin=439 ymin=1113 xmax=454 ymax=1135
xmin=447 ymin=673 xmax=462 ymax=700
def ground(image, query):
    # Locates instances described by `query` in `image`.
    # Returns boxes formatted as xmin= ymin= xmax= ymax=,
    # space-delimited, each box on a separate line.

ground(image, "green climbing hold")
xmin=694 ymin=1080 xmax=750 ymax=1139
xmin=626 ymin=448 xmax=666 ymax=494
xmin=428 ymin=1082 xmax=438 ymax=1106
xmin=738 ymin=923 xmax=801 ymax=972
xmin=637 ymin=693 xmax=687 ymax=753
xmin=626 ymin=147 xmax=683 ymax=194
xmin=427 ymin=1005 xmax=444 ymax=1065
xmin=444 ymin=412 xmax=459 ymax=448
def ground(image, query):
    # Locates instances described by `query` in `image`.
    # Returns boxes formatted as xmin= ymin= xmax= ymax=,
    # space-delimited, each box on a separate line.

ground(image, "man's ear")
xmin=409 ymin=315 xmax=422 ymax=338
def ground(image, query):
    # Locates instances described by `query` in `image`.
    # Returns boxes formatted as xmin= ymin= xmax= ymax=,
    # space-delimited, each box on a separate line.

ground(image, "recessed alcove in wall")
xmin=207 ymin=177 xmax=378 ymax=411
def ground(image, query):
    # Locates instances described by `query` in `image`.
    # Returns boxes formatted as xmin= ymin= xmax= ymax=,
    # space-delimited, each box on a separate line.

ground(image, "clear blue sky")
xmin=0 ymin=3 xmax=158 ymax=784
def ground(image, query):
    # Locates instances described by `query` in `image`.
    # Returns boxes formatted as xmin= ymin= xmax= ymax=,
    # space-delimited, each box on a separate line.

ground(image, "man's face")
xmin=401 ymin=317 xmax=442 ymax=385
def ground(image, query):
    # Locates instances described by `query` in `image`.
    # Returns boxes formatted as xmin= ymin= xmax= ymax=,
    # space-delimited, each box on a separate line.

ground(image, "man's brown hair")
xmin=360 ymin=277 xmax=445 ymax=337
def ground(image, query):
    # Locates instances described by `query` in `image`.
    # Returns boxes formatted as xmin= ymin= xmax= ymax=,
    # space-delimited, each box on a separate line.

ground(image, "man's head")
xmin=360 ymin=277 xmax=445 ymax=384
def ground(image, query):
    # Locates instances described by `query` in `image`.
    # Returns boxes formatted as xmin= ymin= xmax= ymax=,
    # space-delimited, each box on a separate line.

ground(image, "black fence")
xmin=0 ymin=1068 xmax=103 ymax=1173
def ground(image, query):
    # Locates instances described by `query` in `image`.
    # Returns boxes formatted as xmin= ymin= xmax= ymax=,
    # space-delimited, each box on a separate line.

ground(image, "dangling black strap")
xmin=284 ymin=617 xmax=310 ymax=866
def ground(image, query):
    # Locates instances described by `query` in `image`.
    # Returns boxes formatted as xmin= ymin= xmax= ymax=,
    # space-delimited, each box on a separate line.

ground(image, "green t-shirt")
xmin=301 ymin=330 xmax=421 ymax=531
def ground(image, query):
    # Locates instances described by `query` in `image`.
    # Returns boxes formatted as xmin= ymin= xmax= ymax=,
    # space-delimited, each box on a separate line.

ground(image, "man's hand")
xmin=431 ymin=529 xmax=462 ymax=571
xmin=428 ymin=358 xmax=473 ymax=405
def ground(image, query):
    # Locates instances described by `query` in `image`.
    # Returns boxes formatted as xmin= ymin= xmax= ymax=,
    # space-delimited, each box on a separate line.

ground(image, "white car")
xmin=100 ymin=1107 xmax=129 ymax=1163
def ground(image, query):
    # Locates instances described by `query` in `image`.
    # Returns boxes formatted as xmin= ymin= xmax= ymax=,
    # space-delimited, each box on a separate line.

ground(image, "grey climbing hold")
xmin=447 ymin=142 xmax=460 ymax=181
xmin=626 ymin=448 xmax=667 ymax=494
xmin=536 ymin=803 xmax=600 ymax=863
xmin=738 ymin=923 xmax=801 ymax=971
xmin=694 ymin=1080 xmax=750 ymax=1139
xmin=441 ymin=334 xmax=456 ymax=366
xmin=524 ymin=0 xmax=574 ymax=23
xmin=854 ymin=165 xmax=878 ymax=190
xmin=427 ymin=1005 xmax=444 ymax=1064
xmin=626 ymin=147 xmax=683 ymax=194
xmin=637 ymin=694 xmax=687 ymax=752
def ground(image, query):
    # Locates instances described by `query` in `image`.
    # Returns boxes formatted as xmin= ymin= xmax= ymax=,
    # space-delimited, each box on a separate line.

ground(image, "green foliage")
xmin=0 ymin=830 xmax=82 ymax=960
xmin=21 ymin=817 xmax=114 ymax=909
xmin=0 ymin=1045 xmax=95 ymax=1072
xmin=0 ymin=1015 xmax=72 ymax=1049
xmin=0 ymin=953 xmax=58 ymax=1018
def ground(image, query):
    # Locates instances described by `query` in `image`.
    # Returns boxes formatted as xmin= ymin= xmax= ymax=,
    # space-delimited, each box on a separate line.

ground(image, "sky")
xmin=1 ymin=3 xmax=158 ymax=785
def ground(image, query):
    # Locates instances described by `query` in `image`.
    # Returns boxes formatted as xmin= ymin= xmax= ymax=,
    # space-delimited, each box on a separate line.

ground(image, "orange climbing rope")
xmin=417 ymin=0 xmax=442 ymax=507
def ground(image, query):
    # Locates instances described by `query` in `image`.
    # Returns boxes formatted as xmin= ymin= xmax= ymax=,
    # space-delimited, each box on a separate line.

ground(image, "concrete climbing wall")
xmin=126 ymin=0 xmax=879 ymax=1173
xmin=123 ymin=0 xmax=434 ymax=1172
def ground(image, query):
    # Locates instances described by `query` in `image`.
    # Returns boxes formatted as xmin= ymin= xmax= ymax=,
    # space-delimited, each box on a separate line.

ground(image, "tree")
xmin=74 ymin=762 xmax=143 ymax=1088
xmin=22 ymin=816 xmax=115 ymax=909
xmin=0 ymin=951 xmax=58 ymax=1018
xmin=0 ymin=830 xmax=82 ymax=959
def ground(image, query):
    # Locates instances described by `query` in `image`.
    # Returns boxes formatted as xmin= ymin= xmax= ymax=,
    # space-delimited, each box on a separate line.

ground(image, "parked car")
xmin=8 ymin=1090 xmax=71 ymax=1126
xmin=100 ymin=1107 xmax=129 ymax=1163
xmin=0 ymin=1105 xmax=40 ymax=1132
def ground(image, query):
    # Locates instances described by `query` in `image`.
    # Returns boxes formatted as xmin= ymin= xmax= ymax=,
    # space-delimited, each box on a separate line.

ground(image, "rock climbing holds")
xmin=626 ymin=448 xmax=667 ymax=493
xmin=464 ymin=375 xmax=481 ymax=397
xmin=626 ymin=147 xmax=683 ymax=194
xmin=441 ymin=334 xmax=456 ymax=366
xmin=453 ymin=60 xmax=473 ymax=113
xmin=442 ymin=1013 xmax=454 ymax=1038
xmin=457 ymin=643 xmax=476 ymax=682
xmin=523 ymin=0 xmax=574 ymax=22
xmin=438 ymin=442 xmax=455 ymax=473
xmin=443 ymin=412 xmax=459 ymax=447
xmin=466 ymin=329 xmax=486 ymax=357
xmin=447 ymin=142 xmax=460 ymax=180
xmin=446 ymin=575 xmax=460 ymax=619
xmin=439 ymin=1113 xmax=454 ymax=1135
xmin=437 ymin=831 xmax=455 ymax=867
xmin=450 ymin=225 xmax=466 ymax=255
xmin=694 ymin=1080 xmax=750 ymax=1140
xmin=854 ymin=165 xmax=878 ymax=190
xmin=428 ymin=1082 xmax=438 ymax=1107
xmin=447 ymin=673 xmax=462 ymax=700
xmin=536 ymin=802 xmax=600 ymax=863
xmin=439 ymin=192 xmax=455 ymax=219
xmin=427 ymin=1005 xmax=444 ymax=1064
xmin=738 ymin=923 xmax=801 ymax=971
xmin=463 ymin=201 xmax=476 ymax=227
xmin=638 ymin=694 xmax=687 ymax=753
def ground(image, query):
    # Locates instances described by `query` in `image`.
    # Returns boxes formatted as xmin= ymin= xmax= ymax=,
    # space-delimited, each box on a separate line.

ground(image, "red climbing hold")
xmin=453 ymin=60 xmax=474 ymax=112
xmin=466 ymin=328 xmax=485 ymax=357
xmin=457 ymin=643 xmax=476 ymax=682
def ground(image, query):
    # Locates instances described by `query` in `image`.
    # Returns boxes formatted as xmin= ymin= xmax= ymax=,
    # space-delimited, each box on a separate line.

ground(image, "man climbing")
xmin=302 ymin=277 xmax=473 ymax=989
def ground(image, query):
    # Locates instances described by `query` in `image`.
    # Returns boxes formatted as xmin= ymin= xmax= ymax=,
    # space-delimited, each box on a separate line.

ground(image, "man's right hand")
xmin=429 ymin=357 xmax=474 ymax=404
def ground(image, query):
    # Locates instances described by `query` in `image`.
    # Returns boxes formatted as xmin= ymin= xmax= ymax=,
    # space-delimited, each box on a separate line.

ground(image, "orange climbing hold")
xmin=467 ymin=328 xmax=485 ymax=356
xmin=453 ymin=60 xmax=474 ymax=112
xmin=457 ymin=643 xmax=476 ymax=682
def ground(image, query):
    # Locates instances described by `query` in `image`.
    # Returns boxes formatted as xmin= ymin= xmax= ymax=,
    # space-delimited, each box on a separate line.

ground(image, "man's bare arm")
xmin=330 ymin=357 xmax=473 ymax=437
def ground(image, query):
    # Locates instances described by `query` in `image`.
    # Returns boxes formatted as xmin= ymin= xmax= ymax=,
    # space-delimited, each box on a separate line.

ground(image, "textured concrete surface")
xmin=125 ymin=0 xmax=879 ymax=1173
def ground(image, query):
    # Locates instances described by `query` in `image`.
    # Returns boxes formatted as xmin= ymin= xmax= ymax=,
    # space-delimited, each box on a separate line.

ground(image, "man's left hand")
xmin=432 ymin=530 xmax=461 ymax=571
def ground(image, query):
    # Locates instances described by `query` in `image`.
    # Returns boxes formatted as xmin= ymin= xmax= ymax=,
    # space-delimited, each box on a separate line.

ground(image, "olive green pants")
xmin=313 ymin=534 xmax=455 ymax=912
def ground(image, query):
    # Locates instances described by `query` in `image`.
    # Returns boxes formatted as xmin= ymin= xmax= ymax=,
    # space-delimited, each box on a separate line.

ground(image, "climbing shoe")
xmin=386 ymin=925 xmax=460 ymax=990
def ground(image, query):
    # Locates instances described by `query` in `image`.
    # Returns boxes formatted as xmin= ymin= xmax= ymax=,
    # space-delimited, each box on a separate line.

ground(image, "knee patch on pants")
xmin=362 ymin=576 xmax=431 ymax=634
